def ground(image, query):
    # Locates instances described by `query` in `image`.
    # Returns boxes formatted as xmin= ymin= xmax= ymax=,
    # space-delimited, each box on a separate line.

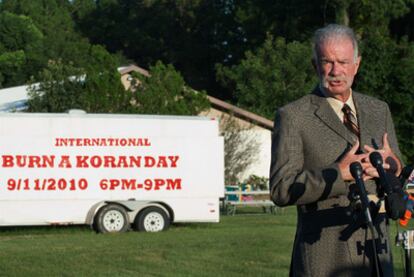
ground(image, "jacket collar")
xmin=310 ymin=87 xmax=356 ymax=145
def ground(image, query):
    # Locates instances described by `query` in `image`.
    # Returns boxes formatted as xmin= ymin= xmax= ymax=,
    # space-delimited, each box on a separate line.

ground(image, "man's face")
xmin=315 ymin=38 xmax=361 ymax=100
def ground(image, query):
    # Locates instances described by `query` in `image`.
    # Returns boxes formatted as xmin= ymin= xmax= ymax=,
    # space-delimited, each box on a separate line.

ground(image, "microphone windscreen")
xmin=400 ymin=166 xmax=414 ymax=185
xmin=369 ymin=151 xmax=383 ymax=167
xmin=350 ymin=162 xmax=363 ymax=179
xmin=401 ymin=166 xmax=414 ymax=180
xmin=385 ymin=172 xmax=404 ymax=193
xmin=385 ymin=192 xmax=407 ymax=220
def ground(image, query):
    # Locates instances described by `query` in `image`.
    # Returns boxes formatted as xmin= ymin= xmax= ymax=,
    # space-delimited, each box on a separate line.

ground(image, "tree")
xmin=355 ymin=29 xmax=414 ymax=162
xmin=216 ymin=2 xmax=414 ymax=161
xmin=348 ymin=0 xmax=413 ymax=34
xmin=28 ymin=57 xmax=209 ymax=117
xmin=132 ymin=61 xmax=210 ymax=116
xmin=216 ymin=35 xmax=317 ymax=119
xmin=0 ymin=11 xmax=44 ymax=87
xmin=220 ymin=115 xmax=259 ymax=186
xmin=72 ymin=1 xmax=328 ymax=100
xmin=0 ymin=0 xmax=115 ymax=74
xmin=27 ymin=46 xmax=131 ymax=113
xmin=74 ymin=0 xmax=232 ymax=97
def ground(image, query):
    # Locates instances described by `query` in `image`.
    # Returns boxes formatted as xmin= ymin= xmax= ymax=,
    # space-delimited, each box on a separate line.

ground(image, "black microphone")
xmin=384 ymin=173 xmax=406 ymax=220
xmin=369 ymin=152 xmax=407 ymax=219
xmin=350 ymin=162 xmax=381 ymax=277
xmin=400 ymin=166 xmax=414 ymax=185
xmin=350 ymin=161 xmax=372 ymax=224
xmin=369 ymin=151 xmax=393 ymax=195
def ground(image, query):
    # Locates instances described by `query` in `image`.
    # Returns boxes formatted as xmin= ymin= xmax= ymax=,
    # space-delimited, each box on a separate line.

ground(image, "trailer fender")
xmin=117 ymin=201 xmax=173 ymax=223
xmin=86 ymin=200 xmax=173 ymax=227
xmin=85 ymin=201 xmax=132 ymax=226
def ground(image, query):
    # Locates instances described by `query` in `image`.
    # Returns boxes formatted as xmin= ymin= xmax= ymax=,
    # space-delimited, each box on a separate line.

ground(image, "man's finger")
xmin=350 ymin=140 xmax=360 ymax=153
xmin=361 ymin=161 xmax=372 ymax=169
xmin=364 ymin=167 xmax=379 ymax=178
xmin=382 ymin=163 xmax=390 ymax=170
xmin=382 ymin=133 xmax=390 ymax=150
xmin=363 ymin=175 xmax=375 ymax=181
xmin=364 ymin=144 xmax=376 ymax=153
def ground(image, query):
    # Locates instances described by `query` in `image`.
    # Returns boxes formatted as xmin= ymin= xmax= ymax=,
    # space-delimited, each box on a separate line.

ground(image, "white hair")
xmin=313 ymin=24 xmax=359 ymax=62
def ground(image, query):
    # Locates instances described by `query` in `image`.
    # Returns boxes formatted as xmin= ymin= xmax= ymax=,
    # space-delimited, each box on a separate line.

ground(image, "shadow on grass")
xmin=220 ymin=205 xmax=286 ymax=216
xmin=171 ymin=222 xmax=215 ymax=230
xmin=0 ymin=222 xmax=216 ymax=237
xmin=0 ymin=224 xmax=92 ymax=236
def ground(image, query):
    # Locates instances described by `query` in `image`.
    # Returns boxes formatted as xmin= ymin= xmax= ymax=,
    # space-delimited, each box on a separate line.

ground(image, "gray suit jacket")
xmin=269 ymin=88 xmax=401 ymax=277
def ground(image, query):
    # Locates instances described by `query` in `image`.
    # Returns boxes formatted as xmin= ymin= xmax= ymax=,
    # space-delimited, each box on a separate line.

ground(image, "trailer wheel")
xmin=135 ymin=206 xmax=170 ymax=232
xmin=94 ymin=204 xmax=129 ymax=233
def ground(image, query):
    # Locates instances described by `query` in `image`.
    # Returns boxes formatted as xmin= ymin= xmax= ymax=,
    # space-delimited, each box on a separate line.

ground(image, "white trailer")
xmin=0 ymin=112 xmax=224 ymax=233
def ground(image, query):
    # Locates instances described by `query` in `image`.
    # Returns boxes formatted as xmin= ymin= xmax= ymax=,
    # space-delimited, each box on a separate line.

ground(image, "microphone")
xmin=369 ymin=152 xmax=407 ymax=220
xmin=384 ymin=173 xmax=406 ymax=220
xmin=350 ymin=162 xmax=381 ymax=277
xmin=369 ymin=151 xmax=393 ymax=195
xmin=350 ymin=161 xmax=372 ymax=224
xmin=400 ymin=166 xmax=414 ymax=185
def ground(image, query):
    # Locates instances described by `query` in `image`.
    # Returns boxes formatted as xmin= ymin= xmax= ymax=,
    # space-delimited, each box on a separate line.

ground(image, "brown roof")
xmin=207 ymin=96 xmax=274 ymax=130
xmin=118 ymin=64 xmax=150 ymax=77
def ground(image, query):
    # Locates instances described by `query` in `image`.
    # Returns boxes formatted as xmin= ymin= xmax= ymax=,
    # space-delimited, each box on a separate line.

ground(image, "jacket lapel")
xmin=311 ymin=88 xmax=356 ymax=145
xmin=353 ymin=92 xmax=380 ymax=148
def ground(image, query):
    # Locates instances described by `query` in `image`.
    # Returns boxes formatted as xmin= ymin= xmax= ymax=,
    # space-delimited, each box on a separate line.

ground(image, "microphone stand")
xmin=350 ymin=162 xmax=381 ymax=277
xmin=370 ymin=152 xmax=414 ymax=275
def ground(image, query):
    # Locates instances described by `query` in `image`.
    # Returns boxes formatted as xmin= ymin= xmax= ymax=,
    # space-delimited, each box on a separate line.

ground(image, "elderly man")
xmin=270 ymin=24 xmax=402 ymax=276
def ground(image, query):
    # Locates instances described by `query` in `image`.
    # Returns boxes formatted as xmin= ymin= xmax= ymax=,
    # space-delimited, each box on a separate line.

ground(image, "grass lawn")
xmin=0 ymin=207 xmax=411 ymax=276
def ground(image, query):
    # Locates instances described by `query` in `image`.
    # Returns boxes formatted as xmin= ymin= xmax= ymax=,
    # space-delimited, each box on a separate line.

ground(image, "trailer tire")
xmin=94 ymin=204 xmax=129 ymax=233
xmin=135 ymin=206 xmax=170 ymax=232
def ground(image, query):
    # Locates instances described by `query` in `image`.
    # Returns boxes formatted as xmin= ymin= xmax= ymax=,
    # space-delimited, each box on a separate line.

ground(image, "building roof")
xmin=206 ymin=95 xmax=273 ymax=130
xmin=0 ymin=84 xmax=30 ymax=112
xmin=118 ymin=64 xmax=150 ymax=77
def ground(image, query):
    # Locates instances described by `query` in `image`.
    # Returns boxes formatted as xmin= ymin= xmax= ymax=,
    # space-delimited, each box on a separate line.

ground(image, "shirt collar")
xmin=320 ymin=87 xmax=357 ymax=121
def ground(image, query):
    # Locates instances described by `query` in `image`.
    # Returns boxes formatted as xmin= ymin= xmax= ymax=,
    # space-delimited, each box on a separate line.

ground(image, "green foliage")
xmin=220 ymin=115 xmax=259 ymax=186
xmin=74 ymin=1 xmax=250 ymax=93
xmin=217 ymin=36 xmax=317 ymax=119
xmin=393 ymin=41 xmax=414 ymax=162
xmin=0 ymin=50 xmax=26 ymax=87
xmin=0 ymin=0 xmax=120 ymax=83
xmin=133 ymin=61 xmax=210 ymax=115
xmin=243 ymin=175 xmax=269 ymax=190
xmin=28 ymin=58 xmax=208 ymax=116
xmin=0 ymin=11 xmax=44 ymax=87
xmin=355 ymin=30 xmax=414 ymax=162
xmin=349 ymin=0 xmax=414 ymax=34
xmin=27 ymin=57 xmax=130 ymax=113
xmin=27 ymin=60 xmax=84 ymax=112
xmin=0 ymin=0 xmax=412 ymax=160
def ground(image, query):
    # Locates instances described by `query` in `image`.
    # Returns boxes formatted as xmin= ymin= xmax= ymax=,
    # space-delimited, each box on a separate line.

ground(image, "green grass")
xmin=0 ymin=207 xmax=411 ymax=276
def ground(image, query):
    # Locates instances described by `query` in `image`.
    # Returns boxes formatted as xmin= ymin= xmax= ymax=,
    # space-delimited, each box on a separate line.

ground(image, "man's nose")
xmin=329 ymin=62 xmax=342 ymax=76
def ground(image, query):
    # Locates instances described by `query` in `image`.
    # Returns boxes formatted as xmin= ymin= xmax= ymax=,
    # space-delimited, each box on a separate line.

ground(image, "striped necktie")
xmin=342 ymin=104 xmax=360 ymax=138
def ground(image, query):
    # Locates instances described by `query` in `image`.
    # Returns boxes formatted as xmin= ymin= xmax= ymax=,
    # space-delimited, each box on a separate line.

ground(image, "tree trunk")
xmin=335 ymin=0 xmax=351 ymax=26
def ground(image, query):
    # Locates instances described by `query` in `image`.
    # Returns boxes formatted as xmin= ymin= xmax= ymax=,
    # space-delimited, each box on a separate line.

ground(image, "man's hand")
xmin=363 ymin=133 xmax=402 ymax=178
xmin=338 ymin=141 xmax=368 ymax=181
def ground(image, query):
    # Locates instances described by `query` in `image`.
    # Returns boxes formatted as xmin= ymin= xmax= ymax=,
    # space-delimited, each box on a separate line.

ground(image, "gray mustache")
xmin=325 ymin=76 xmax=346 ymax=82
